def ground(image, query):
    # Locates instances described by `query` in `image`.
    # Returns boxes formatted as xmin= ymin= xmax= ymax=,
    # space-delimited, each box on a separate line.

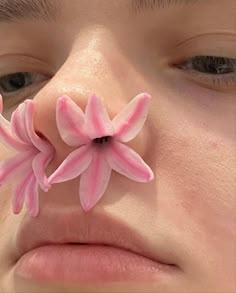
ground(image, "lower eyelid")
xmin=172 ymin=64 xmax=236 ymax=90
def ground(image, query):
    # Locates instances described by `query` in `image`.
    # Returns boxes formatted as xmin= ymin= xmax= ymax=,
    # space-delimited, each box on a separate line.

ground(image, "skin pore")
xmin=0 ymin=0 xmax=236 ymax=292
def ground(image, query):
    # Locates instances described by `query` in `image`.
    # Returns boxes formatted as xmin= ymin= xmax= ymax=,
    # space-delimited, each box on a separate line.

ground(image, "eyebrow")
xmin=0 ymin=0 xmax=205 ymax=24
xmin=0 ymin=0 xmax=61 ymax=23
xmin=131 ymin=0 xmax=201 ymax=13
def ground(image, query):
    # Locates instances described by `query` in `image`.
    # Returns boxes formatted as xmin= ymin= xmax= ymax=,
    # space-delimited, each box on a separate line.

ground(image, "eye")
xmin=0 ymin=71 xmax=51 ymax=117
xmin=181 ymin=56 xmax=235 ymax=74
xmin=0 ymin=72 xmax=48 ymax=93
xmin=175 ymin=56 xmax=236 ymax=89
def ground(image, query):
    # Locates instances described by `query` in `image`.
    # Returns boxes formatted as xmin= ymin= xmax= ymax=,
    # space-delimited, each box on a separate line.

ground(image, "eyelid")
xmin=0 ymin=54 xmax=54 ymax=77
xmin=169 ymin=33 xmax=236 ymax=64
xmin=173 ymin=32 xmax=236 ymax=48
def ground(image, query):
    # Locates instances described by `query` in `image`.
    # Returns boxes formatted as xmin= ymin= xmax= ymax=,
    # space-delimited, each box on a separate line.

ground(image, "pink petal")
xmin=105 ymin=141 xmax=154 ymax=182
xmin=48 ymin=145 xmax=93 ymax=185
xmin=0 ymin=151 xmax=35 ymax=184
xmin=0 ymin=114 xmax=31 ymax=151
xmin=0 ymin=94 xmax=3 ymax=113
xmin=79 ymin=149 xmax=112 ymax=211
xmin=11 ymin=102 xmax=31 ymax=144
xmin=32 ymin=151 xmax=55 ymax=191
xmin=112 ymin=93 xmax=151 ymax=142
xmin=85 ymin=95 xmax=114 ymax=139
xmin=12 ymin=171 xmax=32 ymax=215
xmin=24 ymin=100 xmax=54 ymax=153
xmin=24 ymin=174 xmax=39 ymax=217
xmin=56 ymin=96 xmax=90 ymax=146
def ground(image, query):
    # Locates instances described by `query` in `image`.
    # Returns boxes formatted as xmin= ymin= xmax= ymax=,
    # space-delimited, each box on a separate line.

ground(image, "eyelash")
xmin=0 ymin=55 xmax=235 ymax=103
xmin=175 ymin=55 xmax=236 ymax=89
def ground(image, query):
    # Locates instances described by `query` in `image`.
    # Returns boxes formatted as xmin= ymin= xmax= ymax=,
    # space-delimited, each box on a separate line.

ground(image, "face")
xmin=0 ymin=0 xmax=236 ymax=292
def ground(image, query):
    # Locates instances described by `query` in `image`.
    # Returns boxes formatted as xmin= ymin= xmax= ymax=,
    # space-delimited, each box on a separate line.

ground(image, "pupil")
xmin=9 ymin=73 xmax=26 ymax=90
xmin=193 ymin=56 xmax=234 ymax=75
xmin=208 ymin=63 xmax=218 ymax=74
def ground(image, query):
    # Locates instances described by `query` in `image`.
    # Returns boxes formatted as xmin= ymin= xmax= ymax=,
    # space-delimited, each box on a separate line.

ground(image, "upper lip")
xmin=14 ymin=209 xmax=176 ymax=267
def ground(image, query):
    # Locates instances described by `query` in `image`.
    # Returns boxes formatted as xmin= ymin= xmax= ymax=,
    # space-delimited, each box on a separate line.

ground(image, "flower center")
xmin=93 ymin=136 xmax=111 ymax=144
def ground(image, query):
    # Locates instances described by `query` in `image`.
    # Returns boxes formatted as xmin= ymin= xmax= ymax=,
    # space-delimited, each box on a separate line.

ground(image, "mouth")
xmin=13 ymin=209 xmax=180 ymax=285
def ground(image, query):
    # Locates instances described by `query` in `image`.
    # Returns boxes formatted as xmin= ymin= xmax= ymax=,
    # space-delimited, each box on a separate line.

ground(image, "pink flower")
xmin=48 ymin=93 xmax=154 ymax=211
xmin=0 ymin=96 xmax=55 ymax=217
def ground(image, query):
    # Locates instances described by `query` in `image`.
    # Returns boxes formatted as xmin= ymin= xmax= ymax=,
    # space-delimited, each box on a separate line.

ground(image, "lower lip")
xmin=15 ymin=245 xmax=177 ymax=284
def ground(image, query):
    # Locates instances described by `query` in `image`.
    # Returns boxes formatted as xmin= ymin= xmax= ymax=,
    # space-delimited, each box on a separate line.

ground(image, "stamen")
xmin=93 ymin=136 xmax=111 ymax=144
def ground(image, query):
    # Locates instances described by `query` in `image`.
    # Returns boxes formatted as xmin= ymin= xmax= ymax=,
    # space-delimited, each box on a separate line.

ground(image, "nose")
xmin=33 ymin=28 xmax=150 ymax=172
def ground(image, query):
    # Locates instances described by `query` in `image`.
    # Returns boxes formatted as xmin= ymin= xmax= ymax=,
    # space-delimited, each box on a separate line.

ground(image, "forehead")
xmin=0 ymin=0 xmax=208 ymax=23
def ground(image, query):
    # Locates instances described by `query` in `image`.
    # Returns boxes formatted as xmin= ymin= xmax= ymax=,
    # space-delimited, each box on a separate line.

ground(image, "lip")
xmin=13 ymin=209 xmax=179 ymax=284
xmin=15 ymin=244 xmax=178 ymax=284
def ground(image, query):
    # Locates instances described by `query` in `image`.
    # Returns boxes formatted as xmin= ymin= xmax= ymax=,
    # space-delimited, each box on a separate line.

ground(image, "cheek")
xmin=156 ymin=121 xmax=236 ymax=248
xmin=0 ymin=147 xmax=18 ymax=215
xmin=0 ymin=184 xmax=11 ymax=215
xmin=177 ymin=137 xmax=236 ymax=228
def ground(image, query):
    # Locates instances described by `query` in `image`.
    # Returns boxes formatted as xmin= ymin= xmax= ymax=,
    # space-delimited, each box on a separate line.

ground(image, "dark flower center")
xmin=93 ymin=136 xmax=111 ymax=144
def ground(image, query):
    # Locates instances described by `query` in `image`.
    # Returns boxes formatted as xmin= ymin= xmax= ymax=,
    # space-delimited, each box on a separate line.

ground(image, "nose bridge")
xmin=33 ymin=27 xmax=138 ymax=156
xmin=69 ymin=28 xmax=125 ymax=86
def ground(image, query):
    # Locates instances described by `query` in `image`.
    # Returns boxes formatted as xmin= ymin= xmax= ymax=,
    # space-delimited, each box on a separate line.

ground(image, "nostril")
xmin=35 ymin=130 xmax=52 ymax=143
xmin=35 ymin=130 xmax=45 ymax=139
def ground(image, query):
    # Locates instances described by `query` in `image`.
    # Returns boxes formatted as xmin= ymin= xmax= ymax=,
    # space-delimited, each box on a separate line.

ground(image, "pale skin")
xmin=0 ymin=0 xmax=236 ymax=292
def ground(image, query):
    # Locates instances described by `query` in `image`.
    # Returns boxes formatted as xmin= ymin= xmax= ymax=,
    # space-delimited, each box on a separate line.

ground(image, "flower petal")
xmin=48 ymin=145 xmax=93 ymax=185
xmin=79 ymin=149 xmax=112 ymax=211
xmin=32 ymin=150 xmax=55 ymax=191
xmin=0 ymin=151 xmax=35 ymax=184
xmin=24 ymin=100 xmax=54 ymax=153
xmin=112 ymin=93 xmax=151 ymax=142
xmin=24 ymin=174 xmax=39 ymax=217
xmin=56 ymin=96 xmax=90 ymax=146
xmin=0 ymin=94 xmax=3 ymax=113
xmin=85 ymin=95 xmax=114 ymax=139
xmin=12 ymin=171 xmax=32 ymax=215
xmin=0 ymin=113 xmax=30 ymax=151
xmin=105 ymin=141 xmax=154 ymax=182
xmin=11 ymin=102 xmax=31 ymax=144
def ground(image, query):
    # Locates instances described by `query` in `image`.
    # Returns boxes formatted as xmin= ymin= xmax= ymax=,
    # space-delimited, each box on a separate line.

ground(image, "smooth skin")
xmin=0 ymin=0 xmax=236 ymax=292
